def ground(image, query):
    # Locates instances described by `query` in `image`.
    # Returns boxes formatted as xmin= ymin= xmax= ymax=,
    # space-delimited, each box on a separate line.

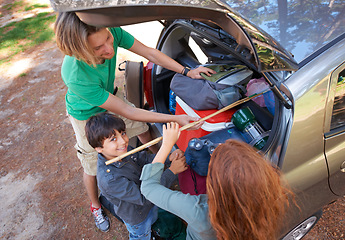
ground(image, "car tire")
xmin=281 ymin=210 xmax=322 ymax=240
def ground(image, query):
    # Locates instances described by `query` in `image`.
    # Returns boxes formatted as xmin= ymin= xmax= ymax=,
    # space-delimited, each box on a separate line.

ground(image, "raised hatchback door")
xmin=49 ymin=0 xmax=298 ymax=73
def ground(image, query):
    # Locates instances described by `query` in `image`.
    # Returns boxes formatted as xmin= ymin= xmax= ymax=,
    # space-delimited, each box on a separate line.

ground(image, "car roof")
xmin=49 ymin=0 xmax=300 ymax=72
xmin=226 ymin=0 xmax=345 ymax=63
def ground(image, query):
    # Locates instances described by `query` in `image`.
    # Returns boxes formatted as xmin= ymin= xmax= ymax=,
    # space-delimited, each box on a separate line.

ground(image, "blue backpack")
xmin=184 ymin=126 xmax=246 ymax=176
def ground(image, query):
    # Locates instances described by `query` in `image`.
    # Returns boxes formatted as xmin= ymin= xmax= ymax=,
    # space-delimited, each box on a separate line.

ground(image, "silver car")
xmin=50 ymin=0 xmax=345 ymax=239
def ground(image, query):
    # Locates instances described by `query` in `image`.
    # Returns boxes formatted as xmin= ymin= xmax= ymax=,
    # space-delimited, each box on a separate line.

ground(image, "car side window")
xmin=330 ymin=69 xmax=345 ymax=130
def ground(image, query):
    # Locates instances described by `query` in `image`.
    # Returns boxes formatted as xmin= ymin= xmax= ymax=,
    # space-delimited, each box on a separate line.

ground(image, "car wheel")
xmin=281 ymin=210 xmax=322 ymax=240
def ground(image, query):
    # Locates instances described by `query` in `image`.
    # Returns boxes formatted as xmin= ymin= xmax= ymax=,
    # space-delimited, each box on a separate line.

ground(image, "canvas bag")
xmin=170 ymin=64 xmax=252 ymax=110
xmin=151 ymin=208 xmax=187 ymax=240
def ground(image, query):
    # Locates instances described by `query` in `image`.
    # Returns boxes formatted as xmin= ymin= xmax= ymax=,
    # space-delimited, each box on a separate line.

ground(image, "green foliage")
xmin=3 ymin=0 xmax=47 ymax=13
xmin=0 ymin=12 xmax=56 ymax=65
xmin=3 ymin=1 xmax=24 ymax=11
xmin=25 ymin=3 xmax=49 ymax=11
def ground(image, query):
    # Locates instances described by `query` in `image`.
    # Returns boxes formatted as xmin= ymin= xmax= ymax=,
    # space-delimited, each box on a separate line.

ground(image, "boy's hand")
xmin=169 ymin=149 xmax=184 ymax=162
xmin=169 ymin=155 xmax=188 ymax=175
xmin=162 ymin=122 xmax=180 ymax=150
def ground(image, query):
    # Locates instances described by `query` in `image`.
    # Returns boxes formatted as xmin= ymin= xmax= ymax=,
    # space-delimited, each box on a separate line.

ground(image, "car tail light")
xmin=143 ymin=61 xmax=154 ymax=108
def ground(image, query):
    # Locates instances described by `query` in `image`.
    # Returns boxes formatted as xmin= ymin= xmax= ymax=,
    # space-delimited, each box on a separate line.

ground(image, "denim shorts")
xmin=124 ymin=206 xmax=158 ymax=240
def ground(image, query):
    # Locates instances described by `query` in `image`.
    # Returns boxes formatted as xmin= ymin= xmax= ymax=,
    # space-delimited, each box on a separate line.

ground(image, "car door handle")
xmin=341 ymin=161 xmax=345 ymax=173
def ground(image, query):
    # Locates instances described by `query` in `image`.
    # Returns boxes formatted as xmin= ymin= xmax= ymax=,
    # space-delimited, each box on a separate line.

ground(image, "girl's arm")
xmin=140 ymin=123 xmax=201 ymax=224
xmin=152 ymin=122 xmax=181 ymax=164
xmin=140 ymin=163 xmax=201 ymax=225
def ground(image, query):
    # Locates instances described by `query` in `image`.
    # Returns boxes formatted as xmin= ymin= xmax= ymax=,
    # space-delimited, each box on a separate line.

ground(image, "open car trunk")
xmin=128 ymin=19 xmax=292 ymax=168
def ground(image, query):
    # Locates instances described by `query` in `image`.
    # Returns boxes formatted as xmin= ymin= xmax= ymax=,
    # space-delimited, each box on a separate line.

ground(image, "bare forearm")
xmin=129 ymin=40 xmax=184 ymax=74
xmin=142 ymin=48 xmax=215 ymax=79
xmin=146 ymin=48 xmax=184 ymax=74
xmin=99 ymin=94 xmax=179 ymax=123
xmin=125 ymin=107 xmax=178 ymax=123
xmin=153 ymin=145 xmax=172 ymax=164
xmin=153 ymin=122 xmax=180 ymax=165
xmin=129 ymin=38 xmax=216 ymax=79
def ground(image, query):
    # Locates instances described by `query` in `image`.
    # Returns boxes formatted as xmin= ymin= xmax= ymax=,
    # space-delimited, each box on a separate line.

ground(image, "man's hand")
xmin=169 ymin=155 xmax=188 ymax=175
xmin=187 ymin=66 xmax=216 ymax=79
xmin=174 ymin=115 xmax=204 ymax=131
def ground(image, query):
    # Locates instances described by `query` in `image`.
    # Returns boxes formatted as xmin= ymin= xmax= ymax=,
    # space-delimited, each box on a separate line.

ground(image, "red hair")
xmin=206 ymin=140 xmax=292 ymax=240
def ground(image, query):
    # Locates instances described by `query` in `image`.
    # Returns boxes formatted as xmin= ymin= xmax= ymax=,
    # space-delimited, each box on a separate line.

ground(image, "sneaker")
xmin=91 ymin=204 xmax=110 ymax=232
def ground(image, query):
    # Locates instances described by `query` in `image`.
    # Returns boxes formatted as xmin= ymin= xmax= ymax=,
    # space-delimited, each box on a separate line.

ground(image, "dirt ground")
xmin=0 ymin=12 xmax=344 ymax=240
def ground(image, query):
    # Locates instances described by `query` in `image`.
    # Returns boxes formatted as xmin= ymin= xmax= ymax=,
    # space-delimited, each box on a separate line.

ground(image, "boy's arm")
xmin=168 ymin=149 xmax=186 ymax=175
xmin=136 ymin=150 xmax=155 ymax=167
xmin=160 ymin=151 xmax=188 ymax=188
xmin=135 ymin=146 xmax=186 ymax=188
xmin=104 ymin=176 xmax=150 ymax=206
xmin=136 ymin=149 xmax=172 ymax=167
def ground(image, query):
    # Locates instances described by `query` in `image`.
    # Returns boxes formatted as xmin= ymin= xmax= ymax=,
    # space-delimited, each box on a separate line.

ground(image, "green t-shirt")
xmin=61 ymin=27 xmax=135 ymax=120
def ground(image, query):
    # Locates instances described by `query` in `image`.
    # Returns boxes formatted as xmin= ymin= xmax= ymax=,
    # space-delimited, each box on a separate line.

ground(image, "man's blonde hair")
xmin=54 ymin=12 xmax=104 ymax=66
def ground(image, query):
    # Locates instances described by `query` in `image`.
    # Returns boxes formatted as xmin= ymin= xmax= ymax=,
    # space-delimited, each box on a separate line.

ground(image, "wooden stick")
xmin=105 ymin=89 xmax=269 ymax=165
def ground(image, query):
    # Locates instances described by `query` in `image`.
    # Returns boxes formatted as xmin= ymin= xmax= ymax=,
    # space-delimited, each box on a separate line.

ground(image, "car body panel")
xmin=324 ymin=62 xmax=345 ymax=196
xmin=325 ymin=130 xmax=345 ymax=196
xmin=277 ymin=40 xmax=345 ymax=233
xmin=50 ymin=0 xmax=298 ymax=72
xmin=282 ymin=38 xmax=345 ymax=199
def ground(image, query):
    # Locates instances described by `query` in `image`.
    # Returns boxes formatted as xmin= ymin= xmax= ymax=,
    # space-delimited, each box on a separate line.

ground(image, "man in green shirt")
xmin=54 ymin=12 xmax=214 ymax=232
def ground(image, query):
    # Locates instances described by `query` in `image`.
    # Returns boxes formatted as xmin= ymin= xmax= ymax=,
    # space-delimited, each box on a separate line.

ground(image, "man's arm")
xmin=128 ymin=39 xmax=216 ymax=79
xmin=99 ymin=94 xmax=202 ymax=128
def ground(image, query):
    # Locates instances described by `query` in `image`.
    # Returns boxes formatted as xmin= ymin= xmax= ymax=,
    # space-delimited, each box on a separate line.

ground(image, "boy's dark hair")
xmin=85 ymin=112 xmax=126 ymax=149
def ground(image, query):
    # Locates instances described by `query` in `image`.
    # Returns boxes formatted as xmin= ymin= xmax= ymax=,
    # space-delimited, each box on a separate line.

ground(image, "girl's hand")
xmin=187 ymin=66 xmax=216 ymax=79
xmin=162 ymin=122 xmax=180 ymax=150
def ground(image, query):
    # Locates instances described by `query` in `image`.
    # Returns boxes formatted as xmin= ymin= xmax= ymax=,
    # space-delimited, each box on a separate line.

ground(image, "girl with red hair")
xmin=141 ymin=122 xmax=293 ymax=239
